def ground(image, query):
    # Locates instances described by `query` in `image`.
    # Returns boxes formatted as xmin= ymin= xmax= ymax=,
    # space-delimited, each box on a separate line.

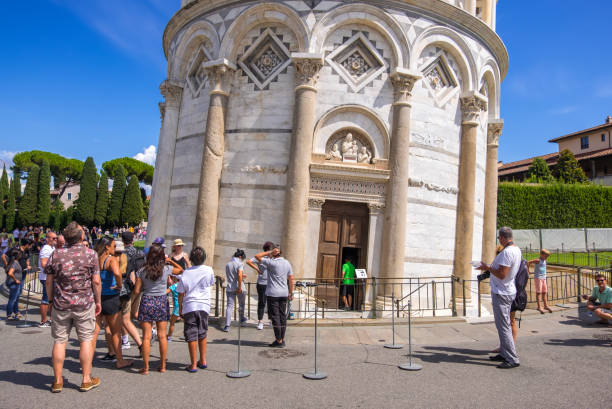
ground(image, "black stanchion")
xmin=226 ymin=314 xmax=250 ymax=378
xmin=16 ymin=283 xmax=35 ymax=329
xmin=398 ymin=301 xmax=422 ymax=371
xmin=303 ymin=302 xmax=327 ymax=380
xmin=384 ymin=293 xmax=403 ymax=349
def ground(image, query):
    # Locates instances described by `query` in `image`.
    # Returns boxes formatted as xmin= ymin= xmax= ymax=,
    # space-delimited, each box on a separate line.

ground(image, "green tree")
xmin=102 ymin=157 xmax=154 ymax=185
xmin=527 ymin=157 xmax=554 ymax=183
xmin=12 ymin=169 xmax=21 ymax=201
xmin=20 ymin=164 xmax=39 ymax=225
xmin=554 ymin=149 xmax=588 ymax=183
xmin=50 ymin=199 xmax=64 ymax=232
xmin=94 ymin=170 xmax=109 ymax=227
xmin=122 ymin=175 xmax=144 ymax=226
xmin=63 ymin=206 xmax=74 ymax=227
xmin=107 ymin=164 xmax=127 ymax=227
xmin=13 ymin=150 xmax=83 ymax=196
xmin=37 ymin=160 xmax=51 ymax=226
xmin=5 ymin=182 xmax=16 ymax=231
xmin=74 ymin=157 xmax=97 ymax=225
xmin=0 ymin=165 xmax=7 ymax=228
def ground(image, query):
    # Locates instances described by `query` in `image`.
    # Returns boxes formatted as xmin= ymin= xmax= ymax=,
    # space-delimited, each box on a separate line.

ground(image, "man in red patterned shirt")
xmin=45 ymin=222 xmax=102 ymax=393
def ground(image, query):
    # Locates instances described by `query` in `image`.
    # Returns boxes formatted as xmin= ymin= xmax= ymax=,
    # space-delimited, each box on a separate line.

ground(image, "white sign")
xmin=355 ymin=269 xmax=367 ymax=279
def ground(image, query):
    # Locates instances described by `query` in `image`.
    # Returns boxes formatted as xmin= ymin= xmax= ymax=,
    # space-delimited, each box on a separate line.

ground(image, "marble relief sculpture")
xmin=326 ymin=132 xmax=372 ymax=164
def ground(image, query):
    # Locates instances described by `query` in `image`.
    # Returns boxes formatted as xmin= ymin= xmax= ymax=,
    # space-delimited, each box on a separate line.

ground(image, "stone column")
xmin=380 ymin=69 xmax=421 ymax=285
xmin=192 ymin=59 xmax=236 ymax=265
xmin=466 ymin=0 xmax=477 ymax=15
xmin=304 ymin=198 xmax=325 ymax=278
xmin=147 ymin=80 xmax=183 ymax=246
xmin=480 ymin=119 xmax=503 ymax=294
xmin=281 ymin=54 xmax=323 ymax=279
xmin=453 ymin=92 xmax=487 ymax=301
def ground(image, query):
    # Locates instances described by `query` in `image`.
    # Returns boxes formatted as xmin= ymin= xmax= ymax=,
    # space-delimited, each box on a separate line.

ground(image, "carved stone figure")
xmin=358 ymin=146 xmax=372 ymax=164
xmin=341 ymin=133 xmax=354 ymax=157
xmin=326 ymin=143 xmax=342 ymax=160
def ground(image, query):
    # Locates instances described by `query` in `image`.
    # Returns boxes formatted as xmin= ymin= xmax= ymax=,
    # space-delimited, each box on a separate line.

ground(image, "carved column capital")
xmin=460 ymin=91 xmax=488 ymax=125
xmin=203 ymin=59 xmax=237 ymax=97
xmin=292 ymin=53 xmax=324 ymax=91
xmin=390 ymin=68 xmax=421 ymax=105
xmin=487 ymin=119 xmax=504 ymax=147
xmin=367 ymin=202 xmax=385 ymax=214
xmin=160 ymin=80 xmax=183 ymax=109
xmin=158 ymin=102 xmax=166 ymax=122
xmin=308 ymin=197 xmax=325 ymax=210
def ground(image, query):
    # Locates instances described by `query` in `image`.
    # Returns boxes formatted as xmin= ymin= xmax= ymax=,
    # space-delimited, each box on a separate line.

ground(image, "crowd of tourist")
xmin=2 ymin=221 xmax=294 ymax=392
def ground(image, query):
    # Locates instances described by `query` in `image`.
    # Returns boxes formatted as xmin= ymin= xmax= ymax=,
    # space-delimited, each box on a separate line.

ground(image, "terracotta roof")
xmin=498 ymin=148 xmax=612 ymax=177
xmin=549 ymin=121 xmax=612 ymax=142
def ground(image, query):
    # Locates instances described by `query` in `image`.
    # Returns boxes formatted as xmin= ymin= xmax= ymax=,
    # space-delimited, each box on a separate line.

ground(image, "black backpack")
xmin=511 ymin=259 xmax=529 ymax=312
xmin=121 ymin=248 xmax=145 ymax=298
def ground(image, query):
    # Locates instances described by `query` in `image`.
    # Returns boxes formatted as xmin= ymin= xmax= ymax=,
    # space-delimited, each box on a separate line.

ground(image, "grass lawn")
xmin=523 ymin=250 xmax=612 ymax=268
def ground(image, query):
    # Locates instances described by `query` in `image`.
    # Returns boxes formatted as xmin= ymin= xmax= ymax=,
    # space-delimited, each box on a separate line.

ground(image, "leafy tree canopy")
xmin=527 ymin=157 xmax=555 ymax=183
xmin=13 ymin=150 xmax=83 ymax=188
xmin=102 ymin=158 xmax=154 ymax=185
xmin=553 ymin=149 xmax=588 ymax=184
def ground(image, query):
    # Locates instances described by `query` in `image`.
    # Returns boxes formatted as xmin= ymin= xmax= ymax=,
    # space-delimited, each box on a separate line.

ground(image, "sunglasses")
xmin=596 ymin=279 xmax=605 ymax=282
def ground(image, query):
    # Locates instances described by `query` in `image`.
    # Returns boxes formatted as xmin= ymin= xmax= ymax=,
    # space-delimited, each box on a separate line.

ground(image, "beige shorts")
xmin=51 ymin=304 xmax=96 ymax=344
xmin=120 ymin=296 xmax=131 ymax=315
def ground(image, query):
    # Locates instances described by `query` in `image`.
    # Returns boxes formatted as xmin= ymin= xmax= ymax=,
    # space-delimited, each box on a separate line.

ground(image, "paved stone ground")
xmin=0 ymin=295 xmax=610 ymax=409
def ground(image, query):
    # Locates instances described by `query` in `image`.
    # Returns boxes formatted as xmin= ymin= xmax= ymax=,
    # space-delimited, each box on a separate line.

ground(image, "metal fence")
xmin=521 ymin=248 xmax=612 ymax=269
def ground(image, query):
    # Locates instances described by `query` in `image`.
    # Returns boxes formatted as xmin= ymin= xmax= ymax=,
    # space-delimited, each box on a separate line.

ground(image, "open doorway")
xmin=339 ymin=247 xmax=360 ymax=309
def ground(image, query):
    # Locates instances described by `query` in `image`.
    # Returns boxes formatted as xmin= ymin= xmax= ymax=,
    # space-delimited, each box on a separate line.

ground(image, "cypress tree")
xmin=94 ymin=170 xmax=109 ymax=227
xmin=50 ymin=199 xmax=64 ymax=232
xmin=74 ymin=157 xmax=97 ymax=226
xmin=554 ymin=149 xmax=588 ymax=183
xmin=5 ymin=182 xmax=16 ymax=231
xmin=107 ymin=164 xmax=127 ymax=227
xmin=12 ymin=169 xmax=21 ymax=201
xmin=0 ymin=164 xmax=8 ymax=201
xmin=122 ymin=175 xmax=144 ymax=226
xmin=37 ymin=160 xmax=51 ymax=226
xmin=19 ymin=164 xmax=39 ymax=226
xmin=527 ymin=157 xmax=554 ymax=183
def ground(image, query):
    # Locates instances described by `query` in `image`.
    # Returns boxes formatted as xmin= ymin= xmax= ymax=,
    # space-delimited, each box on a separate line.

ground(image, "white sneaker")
xmin=257 ymin=322 xmax=264 ymax=330
xmin=121 ymin=341 xmax=131 ymax=350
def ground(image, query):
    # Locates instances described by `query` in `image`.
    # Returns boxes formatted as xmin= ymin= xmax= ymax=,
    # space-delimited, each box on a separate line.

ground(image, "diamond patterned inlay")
xmin=420 ymin=51 xmax=459 ymax=107
xmin=326 ymin=32 xmax=387 ymax=93
xmin=239 ymin=28 xmax=291 ymax=90
xmin=186 ymin=46 xmax=211 ymax=97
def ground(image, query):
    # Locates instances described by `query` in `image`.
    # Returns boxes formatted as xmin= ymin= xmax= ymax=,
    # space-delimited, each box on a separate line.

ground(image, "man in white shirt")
xmin=478 ymin=226 xmax=521 ymax=369
xmin=38 ymin=232 xmax=57 ymax=327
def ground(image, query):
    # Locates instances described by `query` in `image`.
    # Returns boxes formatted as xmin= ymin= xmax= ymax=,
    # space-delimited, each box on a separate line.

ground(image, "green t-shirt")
xmin=342 ymin=262 xmax=355 ymax=285
xmin=591 ymin=285 xmax=612 ymax=305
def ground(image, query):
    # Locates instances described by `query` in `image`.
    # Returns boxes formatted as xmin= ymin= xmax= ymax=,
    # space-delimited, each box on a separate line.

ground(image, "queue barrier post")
xmin=398 ymin=301 xmax=422 ymax=371
xmin=303 ymin=302 xmax=327 ymax=380
xmin=384 ymin=293 xmax=403 ymax=349
xmin=226 ymin=309 xmax=251 ymax=379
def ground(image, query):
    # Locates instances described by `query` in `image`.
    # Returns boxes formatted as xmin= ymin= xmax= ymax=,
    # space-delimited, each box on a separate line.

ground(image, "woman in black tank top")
xmin=170 ymin=239 xmax=191 ymax=270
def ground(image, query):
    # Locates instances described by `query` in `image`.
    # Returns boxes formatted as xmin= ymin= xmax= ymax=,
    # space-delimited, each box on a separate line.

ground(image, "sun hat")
xmin=173 ymin=238 xmax=185 ymax=247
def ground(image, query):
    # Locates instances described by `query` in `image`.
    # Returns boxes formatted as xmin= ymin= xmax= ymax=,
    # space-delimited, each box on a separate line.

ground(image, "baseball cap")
xmin=152 ymin=237 xmax=166 ymax=248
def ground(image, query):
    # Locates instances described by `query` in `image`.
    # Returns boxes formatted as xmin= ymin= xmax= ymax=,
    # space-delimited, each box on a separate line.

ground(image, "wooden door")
xmin=315 ymin=201 xmax=369 ymax=309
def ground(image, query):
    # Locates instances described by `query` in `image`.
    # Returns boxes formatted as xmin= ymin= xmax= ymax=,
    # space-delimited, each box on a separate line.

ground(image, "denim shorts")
xmin=40 ymin=280 xmax=49 ymax=305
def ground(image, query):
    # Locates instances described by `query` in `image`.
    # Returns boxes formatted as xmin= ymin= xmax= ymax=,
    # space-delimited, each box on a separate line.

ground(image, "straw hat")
xmin=173 ymin=238 xmax=185 ymax=247
xmin=115 ymin=240 xmax=125 ymax=253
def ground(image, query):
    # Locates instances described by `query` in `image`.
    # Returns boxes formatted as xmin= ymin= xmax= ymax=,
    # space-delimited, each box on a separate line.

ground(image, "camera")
xmin=477 ymin=271 xmax=491 ymax=282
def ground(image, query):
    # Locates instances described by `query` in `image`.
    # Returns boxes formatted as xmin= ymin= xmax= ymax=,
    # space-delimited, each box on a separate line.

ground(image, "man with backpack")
xmin=477 ymin=226 xmax=522 ymax=369
xmin=120 ymin=232 xmax=145 ymax=346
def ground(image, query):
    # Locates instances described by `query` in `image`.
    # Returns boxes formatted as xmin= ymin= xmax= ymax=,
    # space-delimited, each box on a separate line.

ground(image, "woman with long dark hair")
xmin=133 ymin=243 xmax=183 ymax=374
xmin=223 ymin=249 xmax=247 ymax=332
xmin=92 ymin=236 xmax=133 ymax=369
xmin=5 ymin=248 xmax=24 ymax=320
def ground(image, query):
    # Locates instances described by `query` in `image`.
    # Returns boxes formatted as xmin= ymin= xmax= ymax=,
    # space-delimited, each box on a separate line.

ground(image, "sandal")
xmin=185 ymin=366 xmax=198 ymax=373
xmin=197 ymin=362 xmax=207 ymax=369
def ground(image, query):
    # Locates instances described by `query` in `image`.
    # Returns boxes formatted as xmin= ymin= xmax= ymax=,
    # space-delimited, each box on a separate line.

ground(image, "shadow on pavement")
xmin=544 ymin=338 xmax=611 ymax=347
xmin=209 ymin=338 xmax=270 ymax=348
xmin=411 ymin=347 xmax=497 ymax=367
xmin=0 ymin=370 xmax=53 ymax=391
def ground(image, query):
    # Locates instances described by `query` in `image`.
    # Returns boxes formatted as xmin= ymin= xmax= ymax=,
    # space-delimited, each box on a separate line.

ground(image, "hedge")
xmin=497 ymin=182 xmax=612 ymax=229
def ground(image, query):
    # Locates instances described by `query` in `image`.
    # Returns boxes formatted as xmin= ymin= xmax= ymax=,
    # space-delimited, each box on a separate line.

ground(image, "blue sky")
xmin=1 ymin=0 xmax=611 ymax=177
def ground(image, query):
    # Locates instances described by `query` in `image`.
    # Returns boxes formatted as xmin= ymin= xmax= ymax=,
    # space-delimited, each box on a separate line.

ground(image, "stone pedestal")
xmin=192 ymin=59 xmax=235 ymax=265
xmin=281 ymin=54 xmax=323 ymax=279
xmin=452 ymin=92 xmax=487 ymax=301
xmin=380 ymin=69 xmax=421 ymax=287
xmin=147 ymin=80 xmax=183 ymax=246
xmin=480 ymin=119 xmax=503 ymax=294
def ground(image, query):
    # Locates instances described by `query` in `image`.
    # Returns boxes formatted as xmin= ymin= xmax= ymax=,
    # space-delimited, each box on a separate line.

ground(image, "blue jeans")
xmin=6 ymin=281 xmax=22 ymax=316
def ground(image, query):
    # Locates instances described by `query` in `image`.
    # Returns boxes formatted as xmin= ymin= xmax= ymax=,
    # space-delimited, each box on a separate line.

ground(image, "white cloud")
xmin=134 ymin=145 xmax=157 ymax=166
xmin=0 ymin=150 xmax=16 ymax=179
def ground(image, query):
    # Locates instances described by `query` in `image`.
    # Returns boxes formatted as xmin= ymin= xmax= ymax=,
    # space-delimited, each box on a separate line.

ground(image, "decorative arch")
xmin=479 ymin=59 xmax=501 ymax=118
xmin=411 ymin=26 xmax=477 ymax=92
xmin=310 ymin=4 xmax=409 ymax=69
xmin=169 ymin=20 xmax=219 ymax=81
xmin=313 ymin=105 xmax=390 ymax=160
xmin=218 ymin=3 xmax=309 ymax=61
